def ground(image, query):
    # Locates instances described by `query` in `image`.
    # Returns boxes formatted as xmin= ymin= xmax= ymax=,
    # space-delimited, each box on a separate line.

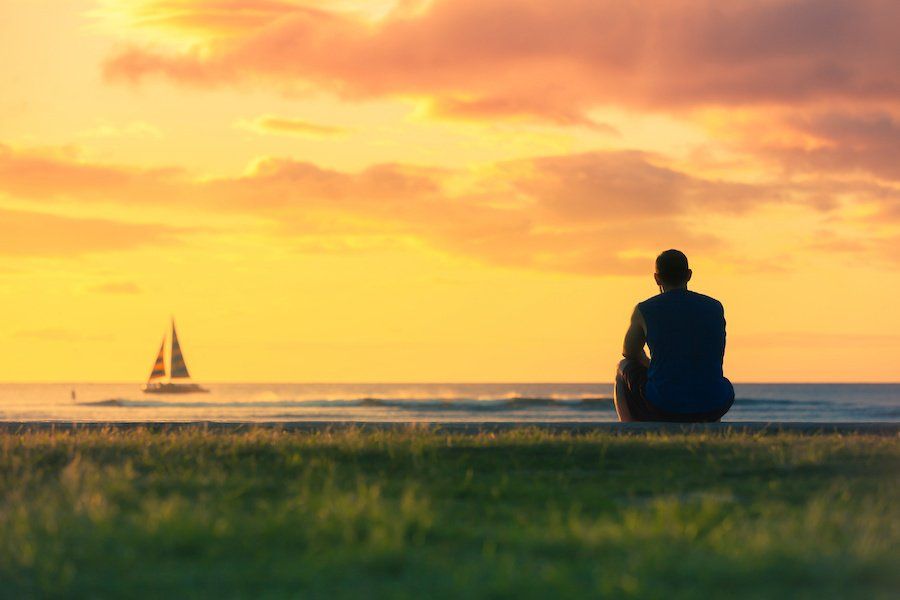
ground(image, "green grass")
xmin=0 ymin=427 xmax=897 ymax=599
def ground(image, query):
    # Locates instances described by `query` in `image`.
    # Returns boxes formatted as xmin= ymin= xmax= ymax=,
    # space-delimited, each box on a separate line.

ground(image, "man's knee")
xmin=616 ymin=358 xmax=632 ymax=379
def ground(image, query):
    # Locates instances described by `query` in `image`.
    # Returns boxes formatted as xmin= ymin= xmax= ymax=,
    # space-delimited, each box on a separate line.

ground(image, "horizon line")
xmin=1 ymin=381 xmax=899 ymax=386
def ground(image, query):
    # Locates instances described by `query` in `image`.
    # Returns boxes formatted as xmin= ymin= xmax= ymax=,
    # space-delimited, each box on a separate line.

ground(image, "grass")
xmin=0 ymin=427 xmax=897 ymax=599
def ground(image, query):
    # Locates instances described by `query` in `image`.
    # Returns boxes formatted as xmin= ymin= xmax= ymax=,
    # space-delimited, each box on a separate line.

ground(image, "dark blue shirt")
xmin=638 ymin=289 xmax=734 ymax=414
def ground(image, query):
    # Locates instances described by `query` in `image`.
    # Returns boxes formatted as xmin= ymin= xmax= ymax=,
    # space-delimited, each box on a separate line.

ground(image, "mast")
xmin=169 ymin=319 xmax=191 ymax=379
xmin=148 ymin=337 xmax=167 ymax=382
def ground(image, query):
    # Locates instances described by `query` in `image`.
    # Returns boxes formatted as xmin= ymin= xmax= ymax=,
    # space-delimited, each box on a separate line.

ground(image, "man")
xmin=615 ymin=249 xmax=734 ymax=422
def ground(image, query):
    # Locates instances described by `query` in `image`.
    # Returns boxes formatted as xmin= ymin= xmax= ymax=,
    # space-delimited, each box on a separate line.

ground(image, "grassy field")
xmin=0 ymin=427 xmax=897 ymax=599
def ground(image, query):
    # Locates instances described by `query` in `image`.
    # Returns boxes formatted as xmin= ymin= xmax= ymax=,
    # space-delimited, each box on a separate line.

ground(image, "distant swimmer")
xmin=71 ymin=388 xmax=77 ymax=401
xmin=614 ymin=249 xmax=734 ymax=422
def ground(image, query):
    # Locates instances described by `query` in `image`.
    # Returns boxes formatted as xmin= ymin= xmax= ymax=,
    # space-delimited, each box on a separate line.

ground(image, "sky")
xmin=0 ymin=0 xmax=898 ymax=383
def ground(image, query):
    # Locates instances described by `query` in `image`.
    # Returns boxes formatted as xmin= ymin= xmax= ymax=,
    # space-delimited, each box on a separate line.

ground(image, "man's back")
xmin=638 ymin=289 xmax=734 ymax=414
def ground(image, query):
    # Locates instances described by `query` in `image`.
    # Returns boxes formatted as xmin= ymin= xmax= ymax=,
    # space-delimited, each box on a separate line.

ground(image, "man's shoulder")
xmin=687 ymin=290 xmax=724 ymax=311
xmin=637 ymin=293 xmax=661 ymax=310
xmin=639 ymin=290 xmax=724 ymax=311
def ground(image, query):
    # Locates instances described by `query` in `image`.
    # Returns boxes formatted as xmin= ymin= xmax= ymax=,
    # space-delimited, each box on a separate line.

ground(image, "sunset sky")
xmin=1 ymin=0 xmax=898 ymax=382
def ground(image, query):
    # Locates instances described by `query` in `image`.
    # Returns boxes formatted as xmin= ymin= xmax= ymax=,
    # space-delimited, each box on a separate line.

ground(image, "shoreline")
xmin=1 ymin=421 xmax=898 ymax=435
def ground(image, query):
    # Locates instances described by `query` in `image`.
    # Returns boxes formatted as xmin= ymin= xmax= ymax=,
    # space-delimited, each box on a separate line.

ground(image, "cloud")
xmin=88 ymin=281 xmax=143 ymax=294
xmin=0 ymin=207 xmax=184 ymax=257
xmin=0 ymin=143 xmax=728 ymax=272
xmin=2 ymin=142 xmax=894 ymax=273
xmin=103 ymin=0 xmax=900 ymax=124
xmin=760 ymin=111 xmax=900 ymax=182
xmin=704 ymin=108 xmax=900 ymax=185
xmin=0 ymin=143 xmax=184 ymax=202
xmin=238 ymin=115 xmax=349 ymax=137
xmin=92 ymin=0 xmax=307 ymax=39
xmin=808 ymin=229 xmax=900 ymax=268
xmin=511 ymin=152 xmax=764 ymax=222
xmin=222 ymin=158 xmax=445 ymax=208
xmin=428 ymin=97 xmax=620 ymax=131
xmin=213 ymin=151 xmax=781 ymax=274
xmin=0 ymin=141 xmax=439 ymax=206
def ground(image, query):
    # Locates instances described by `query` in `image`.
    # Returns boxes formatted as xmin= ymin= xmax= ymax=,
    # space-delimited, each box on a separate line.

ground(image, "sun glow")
xmin=0 ymin=0 xmax=898 ymax=382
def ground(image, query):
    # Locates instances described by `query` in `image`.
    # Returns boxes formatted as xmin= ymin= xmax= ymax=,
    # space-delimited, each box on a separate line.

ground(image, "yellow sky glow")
xmin=1 ymin=0 xmax=898 ymax=382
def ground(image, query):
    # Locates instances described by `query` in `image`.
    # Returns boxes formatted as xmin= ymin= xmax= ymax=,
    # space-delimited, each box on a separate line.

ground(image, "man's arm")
xmin=623 ymin=305 xmax=650 ymax=367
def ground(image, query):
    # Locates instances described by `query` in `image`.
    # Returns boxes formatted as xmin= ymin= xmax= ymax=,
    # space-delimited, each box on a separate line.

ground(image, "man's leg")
xmin=614 ymin=358 xmax=638 ymax=422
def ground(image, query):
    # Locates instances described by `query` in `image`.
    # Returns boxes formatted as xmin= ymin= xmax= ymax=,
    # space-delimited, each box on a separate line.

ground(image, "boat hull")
xmin=142 ymin=382 xmax=210 ymax=394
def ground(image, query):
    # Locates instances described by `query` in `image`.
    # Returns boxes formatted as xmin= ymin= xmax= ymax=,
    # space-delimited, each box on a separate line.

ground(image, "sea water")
xmin=0 ymin=383 xmax=897 ymax=422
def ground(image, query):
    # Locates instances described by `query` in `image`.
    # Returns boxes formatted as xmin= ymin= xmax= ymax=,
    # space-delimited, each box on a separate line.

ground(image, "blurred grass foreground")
xmin=1 ymin=427 xmax=898 ymax=598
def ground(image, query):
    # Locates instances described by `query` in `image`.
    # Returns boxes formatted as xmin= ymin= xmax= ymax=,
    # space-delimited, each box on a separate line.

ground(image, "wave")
xmin=79 ymin=396 xmax=614 ymax=412
xmin=732 ymin=397 xmax=831 ymax=406
xmin=77 ymin=395 xmax=853 ymax=410
xmin=358 ymin=397 xmax=613 ymax=410
xmin=246 ymin=390 xmax=611 ymax=403
xmin=78 ymin=395 xmax=899 ymax=418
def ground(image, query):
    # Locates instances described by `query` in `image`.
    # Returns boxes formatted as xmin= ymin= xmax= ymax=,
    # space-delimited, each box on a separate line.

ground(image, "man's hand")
xmin=623 ymin=305 xmax=650 ymax=367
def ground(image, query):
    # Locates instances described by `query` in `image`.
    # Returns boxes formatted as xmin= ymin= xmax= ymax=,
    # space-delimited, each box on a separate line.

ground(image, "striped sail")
xmin=148 ymin=338 xmax=166 ymax=381
xmin=170 ymin=322 xmax=191 ymax=379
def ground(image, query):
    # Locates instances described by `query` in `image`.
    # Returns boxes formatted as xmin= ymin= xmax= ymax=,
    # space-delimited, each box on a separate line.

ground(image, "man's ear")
xmin=654 ymin=273 xmax=661 ymax=286
xmin=685 ymin=269 xmax=693 ymax=283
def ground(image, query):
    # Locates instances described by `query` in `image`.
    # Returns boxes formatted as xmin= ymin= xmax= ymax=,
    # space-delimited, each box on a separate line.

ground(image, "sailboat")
xmin=143 ymin=319 xmax=209 ymax=394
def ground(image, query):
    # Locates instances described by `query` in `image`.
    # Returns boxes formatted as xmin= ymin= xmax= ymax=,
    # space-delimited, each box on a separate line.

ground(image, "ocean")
xmin=0 ymin=383 xmax=898 ymax=423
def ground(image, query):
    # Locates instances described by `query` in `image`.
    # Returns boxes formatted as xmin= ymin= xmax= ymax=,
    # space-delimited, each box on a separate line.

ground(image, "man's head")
xmin=654 ymin=249 xmax=692 ymax=290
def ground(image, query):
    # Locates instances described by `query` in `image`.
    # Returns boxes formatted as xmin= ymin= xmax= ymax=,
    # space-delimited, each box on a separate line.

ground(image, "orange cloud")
xmin=213 ymin=151 xmax=775 ymax=273
xmin=0 ymin=144 xmax=184 ymax=202
xmin=240 ymin=115 xmax=348 ymax=137
xmin=512 ymin=153 xmax=764 ymax=222
xmin=808 ymin=229 xmax=900 ymax=269
xmin=749 ymin=111 xmax=900 ymax=183
xmin=2 ymin=142 xmax=895 ymax=273
xmin=98 ymin=0 xmax=306 ymax=38
xmin=428 ymin=97 xmax=619 ymax=131
xmin=104 ymin=0 xmax=900 ymax=125
xmin=0 ymin=207 xmax=183 ymax=257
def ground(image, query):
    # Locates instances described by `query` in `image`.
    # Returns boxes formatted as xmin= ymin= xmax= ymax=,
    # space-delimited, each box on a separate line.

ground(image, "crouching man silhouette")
xmin=615 ymin=249 xmax=735 ymax=422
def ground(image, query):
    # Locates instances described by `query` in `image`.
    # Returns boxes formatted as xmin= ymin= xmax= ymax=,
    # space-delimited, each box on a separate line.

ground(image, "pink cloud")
xmin=761 ymin=111 xmax=900 ymax=182
xmin=104 ymin=0 xmax=900 ymax=124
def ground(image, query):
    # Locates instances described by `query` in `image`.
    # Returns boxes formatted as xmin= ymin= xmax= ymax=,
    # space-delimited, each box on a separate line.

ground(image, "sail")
xmin=169 ymin=321 xmax=191 ymax=379
xmin=148 ymin=338 xmax=166 ymax=381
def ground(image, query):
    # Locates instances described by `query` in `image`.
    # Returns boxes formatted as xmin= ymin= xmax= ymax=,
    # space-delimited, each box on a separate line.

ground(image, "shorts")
xmin=615 ymin=359 xmax=732 ymax=423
